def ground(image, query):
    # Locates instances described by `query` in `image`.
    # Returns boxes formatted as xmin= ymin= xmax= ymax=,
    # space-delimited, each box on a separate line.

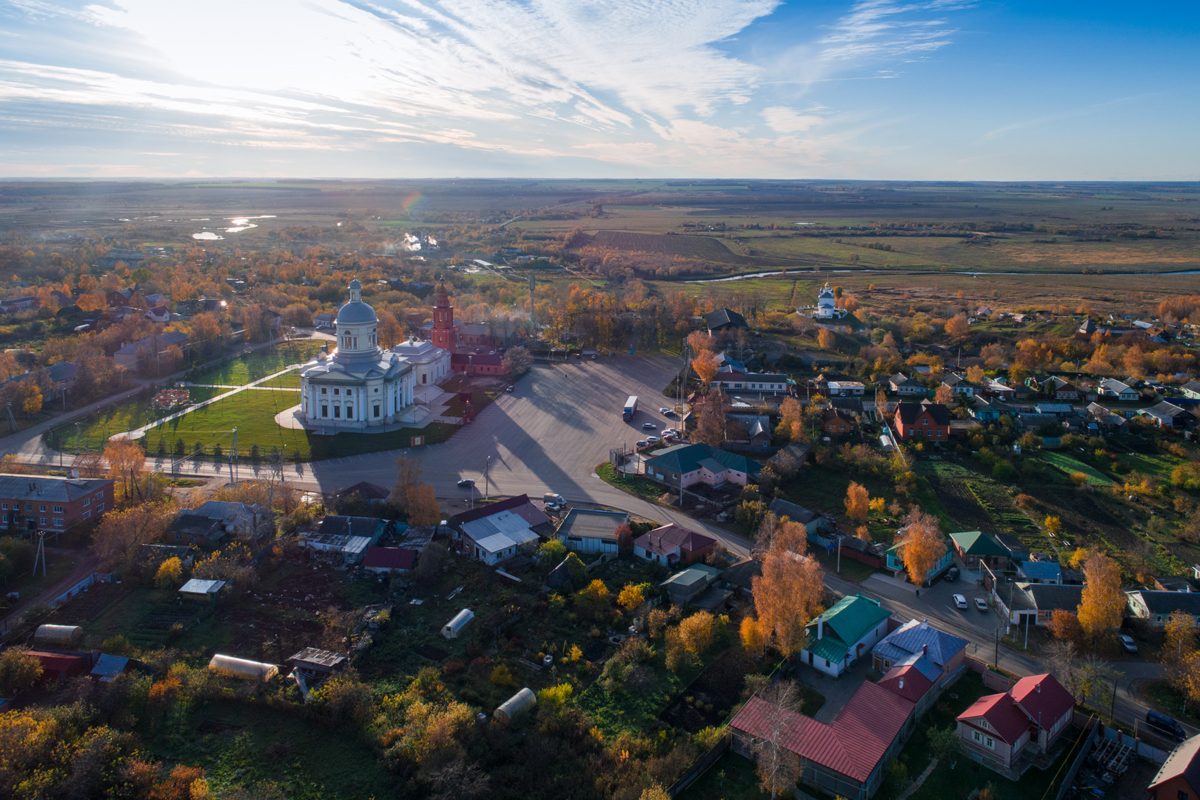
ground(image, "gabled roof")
xmin=1018 ymin=561 xmax=1062 ymax=581
xmin=895 ymin=402 xmax=951 ymax=426
xmin=705 ymin=307 xmax=747 ymax=330
xmin=767 ymin=498 xmax=819 ymax=525
xmin=1011 ymin=673 xmax=1074 ymax=728
xmin=634 ymin=523 xmax=715 ymax=557
xmin=722 ymin=558 xmax=762 ymax=589
xmin=958 ymin=693 xmax=1030 ymax=745
xmin=809 ymin=593 xmax=890 ymax=646
xmin=335 ymin=481 xmax=391 ymax=500
xmin=1129 ymin=590 xmax=1200 ymax=616
xmin=949 ymin=530 xmax=1008 ymax=557
xmin=871 ymin=618 xmax=968 ymax=670
xmin=1150 ymin=734 xmax=1200 ymax=792
xmin=362 ymin=547 xmax=416 ymax=570
xmin=179 ymin=578 xmax=225 ymax=595
xmin=644 ymin=443 xmax=762 ymax=478
xmin=0 ymin=474 xmax=112 ymax=504
xmin=451 ymin=494 xmax=548 ymax=528
xmin=317 ymin=515 xmax=384 ymax=538
xmin=557 ymin=508 xmax=630 ymax=541
xmin=877 ymin=663 xmax=935 ymax=704
xmin=1024 ymin=583 xmax=1084 ymax=612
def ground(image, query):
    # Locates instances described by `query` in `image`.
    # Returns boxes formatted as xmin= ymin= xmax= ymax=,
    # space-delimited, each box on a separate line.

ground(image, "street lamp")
xmin=484 ymin=455 xmax=491 ymax=502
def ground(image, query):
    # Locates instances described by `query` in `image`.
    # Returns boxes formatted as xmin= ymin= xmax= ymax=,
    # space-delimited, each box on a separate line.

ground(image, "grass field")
xmin=187 ymin=340 xmax=324 ymax=386
xmin=1040 ymin=451 xmax=1112 ymax=485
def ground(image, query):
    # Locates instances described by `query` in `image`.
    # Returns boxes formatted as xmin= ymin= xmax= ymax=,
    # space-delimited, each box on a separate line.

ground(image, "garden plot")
xmin=660 ymin=649 xmax=762 ymax=733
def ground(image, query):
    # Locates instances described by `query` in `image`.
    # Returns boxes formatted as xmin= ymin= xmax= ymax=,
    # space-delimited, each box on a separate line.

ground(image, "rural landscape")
xmin=2 ymin=1 xmax=1199 ymax=799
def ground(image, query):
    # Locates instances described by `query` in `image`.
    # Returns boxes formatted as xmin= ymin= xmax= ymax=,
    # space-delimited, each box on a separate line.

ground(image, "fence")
xmin=1053 ymin=715 xmax=1100 ymax=800
xmin=49 ymin=572 xmax=112 ymax=608
xmin=586 ymin=552 xmax=617 ymax=572
xmin=963 ymin=656 xmax=1015 ymax=691
xmin=838 ymin=547 xmax=885 ymax=569
xmin=1101 ymin=725 xmax=1171 ymax=763
xmin=667 ymin=731 xmax=730 ymax=797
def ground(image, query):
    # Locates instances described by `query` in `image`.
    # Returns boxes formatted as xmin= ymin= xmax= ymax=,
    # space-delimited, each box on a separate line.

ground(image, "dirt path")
xmin=1 ymin=548 xmax=99 ymax=636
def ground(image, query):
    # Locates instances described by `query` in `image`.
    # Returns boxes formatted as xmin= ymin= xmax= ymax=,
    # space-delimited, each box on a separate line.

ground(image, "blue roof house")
xmin=886 ymin=541 xmax=953 ymax=584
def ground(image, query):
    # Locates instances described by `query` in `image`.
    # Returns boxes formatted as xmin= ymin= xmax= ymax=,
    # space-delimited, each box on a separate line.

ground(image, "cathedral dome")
xmin=337 ymin=280 xmax=376 ymax=324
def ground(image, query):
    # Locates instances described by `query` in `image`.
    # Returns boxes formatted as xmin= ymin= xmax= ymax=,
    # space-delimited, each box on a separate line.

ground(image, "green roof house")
xmin=643 ymin=443 xmax=761 ymax=490
xmin=799 ymin=593 xmax=892 ymax=678
xmin=949 ymin=531 xmax=1009 ymax=570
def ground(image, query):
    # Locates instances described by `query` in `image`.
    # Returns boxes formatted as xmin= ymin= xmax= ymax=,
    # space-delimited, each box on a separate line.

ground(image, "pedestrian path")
xmin=111 ymin=365 xmax=301 ymax=441
xmin=186 ymin=383 xmax=300 ymax=392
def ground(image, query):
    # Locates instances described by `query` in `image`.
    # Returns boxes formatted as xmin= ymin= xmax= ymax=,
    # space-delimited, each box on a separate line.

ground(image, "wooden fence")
xmin=667 ymin=731 xmax=730 ymax=797
xmin=1053 ymin=716 xmax=1100 ymax=800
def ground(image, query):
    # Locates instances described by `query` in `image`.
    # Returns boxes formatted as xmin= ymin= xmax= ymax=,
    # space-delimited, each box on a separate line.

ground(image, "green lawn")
xmin=185 ymin=340 xmax=324 ymax=386
xmin=814 ymin=548 xmax=880 ymax=584
xmin=680 ymin=752 xmax=769 ymax=800
xmin=142 ymin=702 xmax=396 ymax=799
xmin=256 ymin=370 xmax=302 ymax=388
xmin=596 ymin=461 xmax=670 ymax=503
xmin=1039 ymin=452 xmax=1112 ymax=485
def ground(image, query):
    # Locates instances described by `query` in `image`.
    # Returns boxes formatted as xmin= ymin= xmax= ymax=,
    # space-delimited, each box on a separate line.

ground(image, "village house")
xmin=956 ymin=673 xmax=1074 ymax=771
xmin=1181 ymin=380 xmax=1200 ymax=401
xmin=704 ymin=307 xmax=748 ymax=335
xmin=1148 ymin=735 xmax=1200 ymax=800
xmin=555 ymin=508 xmax=630 ymax=554
xmin=767 ymin=498 xmax=829 ymax=541
xmin=872 ymin=618 xmax=968 ymax=685
xmin=893 ymin=402 xmax=951 ymax=441
xmin=826 ymin=380 xmax=865 ymax=397
xmin=942 ymin=373 xmax=981 ymax=397
xmin=1017 ymin=560 xmax=1063 ymax=585
xmin=0 ymin=473 xmax=114 ymax=532
xmin=113 ymin=331 xmax=189 ymax=370
xmin=710 ymin=371 xmax=790 ymax=395
xmin=822 ymin=409 xmax=856 ymax=438
xmin=659 ymin=564 xmax=723 ymax=605
xmin=1127 ymin=590 xmax=1200 ymax=627
xmin=949 ymin=530 xmax=1009 ymax=570
xmin=885 ymin=539 xmax=953 ymax=583
xmin=452 ymin=494 xmax=555 ymax=565
xmin=361 ymin=546 xmax=417 ymax=574
xmin=799 ymin=593 xmax=891 ymax=678
xmin=299 ymin=515 xmax=387 ymax=564
xmin=889 ymin=373 xmax=927 ymax=397
xmin=632 ymin=523 xmax=716 ymax=566
xmin=642 ymin=442 xmax=761 ymax=489
xmin=1139 ymin=401 xmax=1190 ymax=429
xmin=1098 ymin=378 xmax=1139 ymax=402
xmin=995 ymin=581 xmax=1084 ymax=627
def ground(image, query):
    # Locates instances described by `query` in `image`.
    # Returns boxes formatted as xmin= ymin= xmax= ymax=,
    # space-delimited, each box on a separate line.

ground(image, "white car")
xmin=659 ymin=407 xmax=671 ymax=415
xmin=1119 ymin=634 xmax=1138 ymax=653
xmin=974 ymin=597 xmax=988 ymax=612
xmin=642 ymin=422 xmax=656 ymax=430
xmin=953 ymin=594 xmax=968 ymax=610
xmin=646 ymin=436 xmax=659 ymax=444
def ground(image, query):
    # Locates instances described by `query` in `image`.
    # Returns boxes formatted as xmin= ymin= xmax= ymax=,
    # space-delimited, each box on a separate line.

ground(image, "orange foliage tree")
xmin=752 ymin=538 xmax=824 ymax=656
xmin=844 ymin=481 xmax=869 ymax=524
xmin=817 ymin=328 xmax=836 ymax=351
xmin=1077 ymin=552 xmax=1124 ymax=645
xmin=692 ymin=349 xmax=719 ymax=386
xmin=899 ymin=509 xmax=947 ymax=587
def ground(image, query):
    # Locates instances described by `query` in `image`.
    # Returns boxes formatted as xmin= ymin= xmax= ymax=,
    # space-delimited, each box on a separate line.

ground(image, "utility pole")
xmin=484 ymin=455 xmax=491 ymax=502
xmin=229 ymin=427 xmax=238 ymax=485
xmin=836 ymin=535 xmax=842 ymax=573
xmin=994 ymin=627 xmax=1001 ymax=669
xmin=32 ymin=531 xmax=46 ymax=577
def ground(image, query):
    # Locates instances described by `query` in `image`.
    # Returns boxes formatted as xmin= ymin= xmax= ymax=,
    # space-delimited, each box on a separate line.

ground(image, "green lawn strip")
xmin=1144 ymin=679 xmax=1200 ymax=727
xmin=874 ymin=671 xmax=1076 ymax=800
xmin=142 ymin=702 xmax=394 ymax=800
xmin=254 ymin=370 xmax=302 ymax=388
xmin=1039 ymin=451 xmax=1112 ymax=485
xmin=814 ymin=548 xmax=880 ymax=585
xmin=1121 ymin=450 xmax=1187 ymax=478
xmin=186 ymin=341 xmax=324 ymax=387
xmin=596 ymin=461 xmax=671 ymax=503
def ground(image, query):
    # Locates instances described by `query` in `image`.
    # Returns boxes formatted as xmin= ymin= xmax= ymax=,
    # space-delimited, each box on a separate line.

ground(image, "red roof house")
xmin=731 ymin=680 xmax=915 ymax=799
xmin=1149 ymin=734 xmax=1200 ymax=800
xmin=956 ymin=673 xmax=1075 ymax=769
xmin=27 ymin=650 xmax=90 ymax=682
xmin=876 ymin=664 xmax=935 ymax=705
xmin=362 ymin=547 xmax=417 ymax=573
xmin=893 ymin=402 xmax=951 ymax=442
xmin=633 ymin=523 xmax=716 ymax=566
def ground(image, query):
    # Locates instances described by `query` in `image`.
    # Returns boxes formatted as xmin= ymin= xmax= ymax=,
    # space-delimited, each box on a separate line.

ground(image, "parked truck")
xmin=623 ymin=395 xmax=638 ymax=421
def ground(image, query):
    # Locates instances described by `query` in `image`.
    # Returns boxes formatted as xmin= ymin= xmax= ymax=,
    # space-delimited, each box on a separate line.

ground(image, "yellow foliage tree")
xmin=899 ymin=509 xmax=947 ymax=588
xmin=946 ymin=313 xmax=970 ymax=338
xmin=1045 ymin=516 xmax=1063 ymax=536
xmin=740 ymin=616 xmax=766 ymax=656
xmin=579 ymin=579 xmax=609 ymax=607
xmin=844 ymin=481 xmax=869 ymax=523
xmin=934 ymin=383 xmax=955 ymax=406
xmin=677 ymin=612 xmax=715 ymax=656
xmin=618 ymin=584 xmax=646 ymax=612
xmin=692 ymin=348 xmax=719 ymax=386
xmin=817 ymin=328 xmax=836 ymax=351
xmin=154 ymin=557 xmax=183 ymax=589
xmin=1077 ymin=552 xmax=1124 ymax=644
xmin=752 ymin=543 xmax=824 ymax=656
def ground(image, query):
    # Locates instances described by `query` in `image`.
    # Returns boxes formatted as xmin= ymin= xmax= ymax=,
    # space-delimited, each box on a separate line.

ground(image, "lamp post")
xmin=484 ymin=455 xmax=491 ymax=502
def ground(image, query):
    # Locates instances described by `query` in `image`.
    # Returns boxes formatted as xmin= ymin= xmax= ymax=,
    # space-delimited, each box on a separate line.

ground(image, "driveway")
xmin=796 ymin=652 xmax=872 ymax=724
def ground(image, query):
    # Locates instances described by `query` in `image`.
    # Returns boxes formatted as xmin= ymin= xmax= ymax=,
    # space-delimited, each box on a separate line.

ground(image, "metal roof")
xmin=179 ymin=578 xmax=226 ymax=595
xmin=362 ymin=547 xmax=416 ymax=570
xmin=949 ymin=530 xmax=1008 ymax=557
xmin=877 ymin=663 xmax=934 ymax=704
xmin=809 ymin=593 xmax=890 ymax=647
xmin=556 ymin=508 xmax=629 ymax=541
xmin=1129 ymin=589 xmax=1200 ymax=616
xmin=634 ymin=524 xmax=715 ymax=557
xmin=90 ymin=654 xmax=130 ymax=681
xmin=1019 ymin=561 xmax=1062 ymax=581
xmin=643 ymin=443 xmax=761 ymax=478
xmin=959 ymin=693 xmax=1032 ymax=745
xmin=289 ymin=647 xmax=347 ymax=669
xmin=661 ymin=564 xmax=721 ymax=589
xmin=1011 ymin=673 xmax=1074 ymax=729
xmin=0 ymin=473 xmax=112 ymax=503
xmin=871 ymin=618 xmax=968 ymax=669
xmin=1150 ymin=734 xmax=1200 ymax=792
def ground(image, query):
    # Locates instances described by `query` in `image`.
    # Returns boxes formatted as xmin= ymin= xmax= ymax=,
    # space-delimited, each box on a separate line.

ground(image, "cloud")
xmin=762 ymin=106 xmax=826 ymax=133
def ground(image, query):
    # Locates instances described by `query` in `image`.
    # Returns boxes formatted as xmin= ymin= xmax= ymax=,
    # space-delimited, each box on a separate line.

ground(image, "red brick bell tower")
xmin=431 ymin=280 xmax=457 ymax=351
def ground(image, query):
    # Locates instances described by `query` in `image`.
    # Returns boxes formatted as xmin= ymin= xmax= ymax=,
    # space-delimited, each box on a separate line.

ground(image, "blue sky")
xmin=0 ymin=0 xmax=1196 ymax=179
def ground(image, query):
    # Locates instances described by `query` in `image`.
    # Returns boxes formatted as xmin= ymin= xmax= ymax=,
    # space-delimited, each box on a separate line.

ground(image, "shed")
xmin=495 ymin=687 xmax=537 ymax=721
xmin=443 ymin=608 xmax=475 ymax=639
xmin=288 ymin=647 xmax=348 ymax=681
xmin=33 ymin=624 xmax=83 ymax=648
xmin=28 ymin=650 xmax=90 ymax=682
xmin=90 ymin=654 xmax=135 ymax=683
xmin=362 ymin=546 xmax=417 ymax=573
xmin=178 ymin=578 xmax=227 ymax=601
xmin=207 ymin=654 xmax=279 ymax=681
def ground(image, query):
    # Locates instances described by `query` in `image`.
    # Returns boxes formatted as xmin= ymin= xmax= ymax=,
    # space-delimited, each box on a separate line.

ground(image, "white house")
xmin=798 ymin=593 xmax=891 ymax=678
xmin=825 ymin=381 xmax=865 ymax=397
xmin=556 ymin=508 xmax=630 ymax=554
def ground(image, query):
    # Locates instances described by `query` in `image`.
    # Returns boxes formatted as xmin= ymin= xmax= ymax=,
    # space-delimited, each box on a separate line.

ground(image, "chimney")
xmin=817 ymin=614 xmax=824 ymax=640
xmin=1036 ymin=683 xmax=1041 ymax=694
xmin=923 ymin=644 xmax=928 ymax=656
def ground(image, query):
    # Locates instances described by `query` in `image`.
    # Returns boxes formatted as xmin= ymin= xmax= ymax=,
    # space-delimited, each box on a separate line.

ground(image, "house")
xmin=169 ymin=511 xmax=227 ymax=548
xmin=957 ymin=673 xmax=1074 ymax=770
xmin=1017 ymin=560 xmax=1063 ymax=585
xmin=1127 ymin=590 xmax=1200 ymax=628
xmin=826 ymin=381 xmax=865 ymax=397
xmin=113 ymin=331 xmax=189 ymax=369
xmin=731 ymin=679 xmax=915 ymax=800
xmin=712 ymin=372 xmax=790 ymax=395
xmin=556 ymin=508 xmax=630 ymax=554
xmin=1181 ymin=381 xmax=1200 ymax=401
xmin=726 ymin=414 xmax=772 ymax=448
xmin=986 ymin=379 xmax=1016 ymax=400
xmin=660 ymin=564 xmax=723 ymax=605
xmin=361 ymin=546 xmax=417 ymax=573
xmin=885 ymin=540 xmax=953 ymax=583
xmin=822 ymin=409 xmax=856 ymax=438
xmin=642 ymin=442 xmax=761 ymax=489
xmin=799 ymin=593 xmax=892 ymax=678
xmin=144 ymin=306 xmax=170 ymax=324
xmin=300 ymin=515 xmax=386 ymax=563
xmin=1098 ymin=378 xmax=1139 ymax=402
xmin=767 ymin=498 xmax=829 ymax=541
xmin=0 ymin=473 xmax=114 ymax=532
xmin=721 ymin=557 xmax=762 ymax=598
xmin=942 ymin=373 xmax=981 ymax=397
xmin=0 ymin=296 xmax=38 ymax=314
xmin=872 ymin=618 xmax=968 ymax=687
xmin=314 ymin=312 xmax=336 ymax=330
xmin=995 ymin=581 xmax=1084 ymax=626
xmin=893 ymin=402 xmax=951 ymax=442
xmin=170 ymin=501 xmax=273 ymax=548
xmin=705 ymin=307 xmax=748 ymax=335
xmin=1087 ymin=402 xmax=1128 ymax=430
xmin=1034 ymin=402 xmax=1075 ymax=418
xmin=970 ymin=396 xmax=1009 ymax=423
xmin=949 ymin=530 xmax=1009 ymax=570
xmin=334 ymin=481 xmax=391 ymax=505
xmin=1027 ymin=375 xmax=1079 ymax=401
xmin=1155 ymin=576 xmax=1197 ymax=593
xmin=452 ymin=494 xmax=555 ymax=565
xmin=633 ymin=523 xmax=716 ymax=566
xmin=178 ymin=578 xmax=226 ymax=602
xmin=1148 ymin=734 xmax=1200 ymax=800
xmin=27 ymin=651 xmax=90 ymax=682
xmin=889 ymin=373 xmax=927 ymax=397
xmin=1140 ymin=401 xmax=1189 ymax=429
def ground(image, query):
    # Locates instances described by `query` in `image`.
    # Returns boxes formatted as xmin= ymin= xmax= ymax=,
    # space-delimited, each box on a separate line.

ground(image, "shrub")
xmin=154 ymin=557 xmax=183 ymax=589
xmin=489 ymin=663 xmax=515 ymax=687
xmin=537 ymin=683 xmax=573 ymax=707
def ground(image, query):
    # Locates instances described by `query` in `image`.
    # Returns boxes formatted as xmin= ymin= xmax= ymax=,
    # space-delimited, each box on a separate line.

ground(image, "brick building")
xmin=893 ymin=402 xmax=951 ymax=441
xmin=0 ymin=473 xmax=114 ymax=532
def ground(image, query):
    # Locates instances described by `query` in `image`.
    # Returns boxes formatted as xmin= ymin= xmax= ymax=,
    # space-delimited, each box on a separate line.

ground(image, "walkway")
xmin=110 ymin=364 xmax=302 ymax=441
xmin=184 ymin=383 xmax=299 ymax=392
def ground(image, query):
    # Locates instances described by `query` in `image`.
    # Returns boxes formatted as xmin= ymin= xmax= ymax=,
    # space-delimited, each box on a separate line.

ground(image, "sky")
xmin=0 ymin=0 xmax=1197 ymax=180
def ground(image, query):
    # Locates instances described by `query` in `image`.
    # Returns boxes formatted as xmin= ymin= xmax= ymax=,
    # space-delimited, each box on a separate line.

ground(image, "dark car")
xmin=457 ymin=478 xmax=475 ymax=489
xmin=1147 ymin=709 xmax=1187 ymax=740
xmin=944 ymin=567 xmax=959 ymax=583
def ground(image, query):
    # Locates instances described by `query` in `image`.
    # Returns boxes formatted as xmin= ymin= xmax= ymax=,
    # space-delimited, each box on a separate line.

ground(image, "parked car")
xmin=1119 ymin=633 xmax=1138 ymax=653
xmin=974 ymin=597 xmax=988 ymax=612
xmin=664 ymin=409 xmax=677 ymax=418
xmin=945 ymin=566 xmax=960 ymax=583
xmin=457 ymin=478 xmax=475 ymax=488
xmin=543 ymin=493 xmax=566 ymax=506
xmin=659 ymin=407 xmax=670 ymax=415
xmin=642 ymin=422 xmax=656 ymax=430
xmin=1147 ymin=710 xmax=1187 ymax=740
xmin=544 ymin=501 xmax=564 ymax=513
xmin=636 ymin=440 xmax=648 ymax=448
xmin=646 ymin=436 xmax=659 ymax=444
xmin=953 ymin=594 xmax=968 ymax=609
xmin=506 ymin=386 xmax=513 ymax=393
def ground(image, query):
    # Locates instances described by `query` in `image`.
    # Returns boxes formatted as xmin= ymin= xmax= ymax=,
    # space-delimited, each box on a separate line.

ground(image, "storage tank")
xmin=495 ymin=687 xmax=536 ymax=721
xmin=207 ymin=654 xmax=279 ymax=681
xmin=33 ymin=624 xmax=83 ymax=647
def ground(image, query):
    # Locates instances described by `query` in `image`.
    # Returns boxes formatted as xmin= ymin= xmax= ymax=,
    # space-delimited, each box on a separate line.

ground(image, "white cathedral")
xmin=812 ymin=282 xmax=848 ymax=320
xmin=297 ymin=280 xmax=448 ymax=430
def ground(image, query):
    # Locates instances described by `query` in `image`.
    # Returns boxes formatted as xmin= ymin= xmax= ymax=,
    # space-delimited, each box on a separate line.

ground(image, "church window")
xmin=321 ymin=405 xmax=328 ymax=418
xmin=422 ymin=374 xmax=427 ymax=384
xmin=333 ymin=406 xmax=340 ymax=418
xmin=374 ymin=404 xmax=380 ymax=418
xmin=346 ymin=406 xmax=354 ymax=419
xmin=374 ymin=387 xmax=379 ymax=393
xmin=320 ymin=387 xmax=327 ymax=394
xmin=333 ymin=388 xmax=340 ymax=395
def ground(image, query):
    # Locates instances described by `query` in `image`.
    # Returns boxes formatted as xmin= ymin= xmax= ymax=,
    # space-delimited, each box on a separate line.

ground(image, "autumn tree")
xmin=844 ymin=481 xmax=869 ymax=523
xmin=154 ymin=557 xmax=183 ymax=589
xmin=749 ymin=680 xmax=803 ymax=798
xmin=740 ymin=616 xmax=766 ymax=656
xmin=899 ymin=509 xmax=947 ymax=587
xmin=93 ymin=501 xmax=174 ymax=573
xmin=752 ymin=540 xmax=824 ymax=656
xmin=1044 ymin=516 xmax=1063 ymax=536
xmin=390 ymin=455 xmax=440 ymax=524
xmin=1163 ymin=610 xmax=1198 ymax=699
xmin=934 ymin=383 xmax=954 ymax=406
xmin=618 ymin=583 xmax=646 ymax=612
xmin=1077 ymin=552 xmax=1124 ymax=647
xmin=677 ymin=611 xmax=716 ymax=656
xmin=692 ymin=348 xmax=719 ymax=386
xmin=966 ymin=364 xmax=986 ymax=384
xmin=874 ymin=387 xmax=888 ymax=424
xmin=501 ymin=345 xmax=531 ymax=375
xmin=778 ymin=396 xmax=805 ymax=442
xmin=104 ymin=438 xmax=146 ymax=501
xmin=1048 ymin=610 xmax=1084 ymax=645
xmin=946 ymin=313 xmax=970 ymax=338
xmin=686 ymin=330 xmax=714 ymax=355
xmin=694 ymin=389 xmax=730 ymax=447
xmin=817 ymin=328 xmax=836 ymax=351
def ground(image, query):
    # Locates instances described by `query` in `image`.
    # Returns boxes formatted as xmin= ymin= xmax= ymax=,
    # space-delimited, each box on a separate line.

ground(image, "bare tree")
xmin=1046 ymin=640 xmax=1084 ymax=701
xmin=750 ymin=680 xmax=803 ymax=798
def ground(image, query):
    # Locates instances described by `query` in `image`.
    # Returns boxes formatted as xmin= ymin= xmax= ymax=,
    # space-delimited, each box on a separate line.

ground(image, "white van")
xmin=543 ymin=492 xmax=566 ymax=506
